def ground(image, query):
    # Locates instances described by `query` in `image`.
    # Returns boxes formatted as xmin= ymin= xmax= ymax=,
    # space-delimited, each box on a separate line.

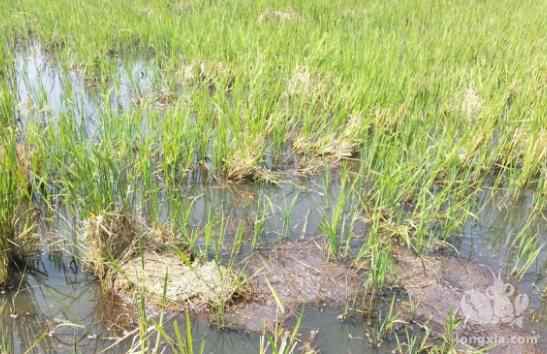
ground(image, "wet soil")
xmin=394 ymin=247 xmax=543 ymax=353
xmin=225 ymin=238 xmax=361 ymax=332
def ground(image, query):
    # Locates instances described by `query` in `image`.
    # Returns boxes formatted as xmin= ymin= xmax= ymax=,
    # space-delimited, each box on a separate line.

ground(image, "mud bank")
xmin=224 ymin=238 xmax=361 ymax=332
xmin=393 ymin=248 xmax=543 ymax=354
xmin=111 ymin=237 xmax=362 ymax=333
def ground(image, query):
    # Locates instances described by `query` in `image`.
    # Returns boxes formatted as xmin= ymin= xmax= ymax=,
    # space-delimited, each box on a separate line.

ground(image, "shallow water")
xmin=14 ymin=42 xmax=158 ymax=142
xmin=1 ymin=174 xmax=378 ymax=353
xmin=0 ymin=254 xmax=397 ymax=354
xmin=455 ymin=189 xmax=547 ymax=350
xmin=2 ymin=183 xmax=546 ymax=353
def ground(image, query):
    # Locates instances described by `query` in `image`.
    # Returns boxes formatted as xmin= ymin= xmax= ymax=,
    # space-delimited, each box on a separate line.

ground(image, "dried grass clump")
xmin=461 ymin=87 xmax=482 ymax=121
xmin=82 ymin=212 xmax=142 ymax=282
xmin=116 ymin=252 xmax=242 ymax=310
xmin=225 ymin=154 xmax=280 ymax=183
xmin=82 ymin=212 xmax=193 ymax=285
xmin=258 ymin=8 xmax=301 ymax=23
xmin=293 ymin=114 xmax=363 ymax=163
xmin=286 ymin=66 xmax=326 ymax=98
xmin=223 ymin=137 xmax=280 ymax=183
xmin=225 ymin=153 xmax=261 ymax=182
xmin=176 ymin=60 xmax=234 ymax=92
xmin=82 ymin=212 xmax=243 ymax=310
xmin=226 ymin=164 xmax=280 ymax=184
xmin=0 ymin=206 xmax=36 ymax=284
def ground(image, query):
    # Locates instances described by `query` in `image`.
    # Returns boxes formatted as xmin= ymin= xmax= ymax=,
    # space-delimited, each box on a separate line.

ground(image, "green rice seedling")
xmin=229 ymin=221 xmax=246 ymax=260
xmin=251 ymin=197 xmax=268 ymax=249
xmin=0 ymin=46 xmax=8 ymax=81
xmin=183 ymin=227 xmax=201 ymax=260
xmin=0 ymin=324 xmax=13 ymax=354
xmin=201 ymin=208 xmax=215 ymax=258
xmin=50 ymin=135 xmax=137 ymax=217
xmin=208 ymin=268 xmax=249 ymax=329
xmin=259 ymin=315 xmax=303 ymax=354
xmin=509 ymin=222 xmax=544 ymax=281
xmin=341 ymin=209 xmax=362 ymax=259
xmin=430 ymin=311 xmax=461 ymax=354
xmin=394 ymin=329 xmax=431 ymax=354
xmin=166 ymin=312 xmax=205 ymax=354
xmin=358 ymin=211 xmax=394 ymax=291
xmin=114 ymin=290 xmax=160 ymax=354
xmin=214 ymin=212 xmax=227 ymax=262
xmin=165 ymin=194 xmax=201 ymax=256
xmin=320 ymin=179 xmax=347 ymax=259
xmin=280 ymin=194 xmax=299 ymax=239
xmin=160 ymin=106 xmax=202 ymax=185
xmin=425 ymin=321 xmax=493 ymax=354
xmin=367 ymin=296 xmax=404 ymax=347
xmin=0 ymin=82 xmax=15 ymax=129
xmin=369 ymin=245 xmax=393 ymax=289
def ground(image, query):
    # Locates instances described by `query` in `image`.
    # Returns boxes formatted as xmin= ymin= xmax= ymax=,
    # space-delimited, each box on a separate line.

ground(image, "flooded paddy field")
xmin=1 ymin=0 xmax=546 ymax=353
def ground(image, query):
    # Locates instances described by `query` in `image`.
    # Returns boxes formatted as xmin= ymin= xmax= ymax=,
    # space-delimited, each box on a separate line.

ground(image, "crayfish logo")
xmin=459 ymin=272 xmax=529 ymax=328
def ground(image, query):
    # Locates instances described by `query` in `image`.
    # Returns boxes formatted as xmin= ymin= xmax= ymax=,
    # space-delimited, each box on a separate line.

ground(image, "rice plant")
xmin=509 ymin=223 xmax=544 ymax=281
xmin=366 ymin=296 xmax=404 ymax=346
xmin=167 ymin=312 xmax=206 ymax=354
xmin=320 ymin=176 xmax=348 ymax=259
xmin=394 ymin=329 xmax=431 ymax=354
xmin=0 ymin=88 xmax=35 ymax=287
xmin=259 ymin=316 xmax=302 ymax=354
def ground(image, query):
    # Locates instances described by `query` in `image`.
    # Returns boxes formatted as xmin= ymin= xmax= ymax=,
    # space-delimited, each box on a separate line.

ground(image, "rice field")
xmin=0 ymin=0 xmax=546 ymax=353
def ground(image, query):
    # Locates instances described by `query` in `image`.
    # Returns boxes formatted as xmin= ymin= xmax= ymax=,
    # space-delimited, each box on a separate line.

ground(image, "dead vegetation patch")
xmin=258 ymin=9 xmax=301 ymax=23
xmin=0 ymin=205 xmax=37 ymax=288
xmin=461 ymin=86 xmax=482 ymax=121
xmin=285 ymin=67 xmax=363 ymax=167
xmin=286 ymin=66 xmax=327 ymax=99
xmin=293 ymin=114 xmax=363 ymax=163
xmin=224 ymin=138 xmax=282 ymax=183
xmin=175 ymin=60 xmax=234 ymax=93
xmin=224 ymin=138 xmax=265 ymax=182
xmin=116 ymin=253 xmax=241 ymax=311
xmin=82 ymin=212 xmax=243 ymax=312
xmin=82 ymin=212 xmax=141 ymax=282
